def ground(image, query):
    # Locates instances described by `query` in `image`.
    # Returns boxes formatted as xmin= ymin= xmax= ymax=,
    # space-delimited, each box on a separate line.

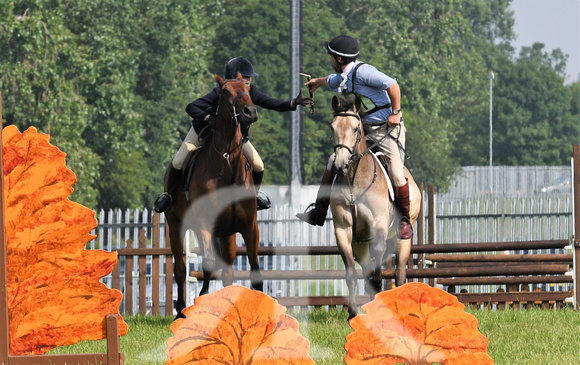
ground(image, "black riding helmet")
xmin=224 ymin=56 xmax=259 ymax=79
xmin=324 ymin=35 xmax=359 ymax=59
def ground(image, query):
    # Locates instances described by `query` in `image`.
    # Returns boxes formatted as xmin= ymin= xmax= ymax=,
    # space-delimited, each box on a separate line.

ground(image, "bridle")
xmin=332 ymin=111 xmax=373 ymax=164
xmin=332 ymin=110 xmax=379 ymax=240
xmin=211 ymin=80 xmax=252 ymax=184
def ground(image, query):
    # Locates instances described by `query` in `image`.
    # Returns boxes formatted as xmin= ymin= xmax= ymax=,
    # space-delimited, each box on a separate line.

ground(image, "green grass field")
xmin=48 ymin=308 xmax=580 ymax=364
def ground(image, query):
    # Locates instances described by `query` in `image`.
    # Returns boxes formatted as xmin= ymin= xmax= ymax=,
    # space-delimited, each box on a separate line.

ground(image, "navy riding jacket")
xmin=186 ymin=85 xmax=296 ymax=138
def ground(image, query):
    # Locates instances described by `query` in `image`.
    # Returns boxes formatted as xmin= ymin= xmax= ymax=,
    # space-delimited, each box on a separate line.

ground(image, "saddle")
xmin=181 ymin=147 xmax=253 ymax=190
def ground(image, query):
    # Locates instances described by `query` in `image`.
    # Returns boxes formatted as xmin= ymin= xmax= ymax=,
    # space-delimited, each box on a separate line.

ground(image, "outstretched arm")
xmin=304 ymin=76 xmax=329 ymax=93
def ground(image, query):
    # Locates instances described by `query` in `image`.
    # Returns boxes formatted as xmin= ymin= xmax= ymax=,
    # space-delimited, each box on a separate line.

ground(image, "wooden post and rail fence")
xmin=110 ymin=145 xmax=579 ymax=313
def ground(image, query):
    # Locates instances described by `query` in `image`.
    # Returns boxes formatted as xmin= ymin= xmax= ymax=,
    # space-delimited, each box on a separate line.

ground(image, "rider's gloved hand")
xmin=291 ymin=88 xmax=313 ymax=108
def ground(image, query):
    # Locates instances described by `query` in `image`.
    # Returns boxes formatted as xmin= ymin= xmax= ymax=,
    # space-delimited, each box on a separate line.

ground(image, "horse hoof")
xmin=174 ymin=311 xmax=186 ymax=321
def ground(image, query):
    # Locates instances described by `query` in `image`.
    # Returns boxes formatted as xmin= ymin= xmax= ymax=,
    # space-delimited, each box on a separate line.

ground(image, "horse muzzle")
xmin=333 ymin=154 xmax=350 ymax=176
xmin=240 ymin=105 xmax=258 ymax=125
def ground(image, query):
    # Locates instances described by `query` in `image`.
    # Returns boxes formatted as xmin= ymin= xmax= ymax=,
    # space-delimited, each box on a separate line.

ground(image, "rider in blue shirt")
xmin=154 ymin=57 xmax=312 ymax=213
xmin=296 ymin=35 xmax=413 ymax=239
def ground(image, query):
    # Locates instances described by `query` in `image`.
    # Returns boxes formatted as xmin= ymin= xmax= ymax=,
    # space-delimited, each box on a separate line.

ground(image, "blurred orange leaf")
xmin=166 ymin=285 xmax=315 ymax=365
xmin=3 ymin=125 xmax=128 ymax=355
xmin=345 ymin=282 xmax=493 ymax=365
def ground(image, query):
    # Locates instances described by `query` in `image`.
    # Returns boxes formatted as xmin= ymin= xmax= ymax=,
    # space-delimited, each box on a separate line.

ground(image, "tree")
xmin=0 ymin=0 xmax=102 ymax=206
xmin=493 ymin=43 xmax=579 ymax=165
xmin=0 ymin=0 xmax=214 ymax=209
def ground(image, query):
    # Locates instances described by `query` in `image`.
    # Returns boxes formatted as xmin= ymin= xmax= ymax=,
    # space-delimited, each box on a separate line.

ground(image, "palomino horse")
xmin=329 ymin=94 xmax=421 ymax=320
xmin=165 ymin=74 xmax=263 ymax=318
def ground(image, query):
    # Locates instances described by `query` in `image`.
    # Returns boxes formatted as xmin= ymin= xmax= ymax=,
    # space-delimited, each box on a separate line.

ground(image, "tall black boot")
xmin=252 ymin=170 xmax=271 ymax=210
xmin=296 ymin=168 xmax=335 ymax=226
xmin=153 ymin=165 xmax=182 ymax=213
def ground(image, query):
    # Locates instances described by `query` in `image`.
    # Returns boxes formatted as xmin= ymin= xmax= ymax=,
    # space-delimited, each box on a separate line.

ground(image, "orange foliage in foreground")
xmin=345 ymin=282 xmax=493 ymax=365
xmin=166 ymin=285 xmax=315 ymax=365
xmin=3 ymin=125 xmax=128 ymax=355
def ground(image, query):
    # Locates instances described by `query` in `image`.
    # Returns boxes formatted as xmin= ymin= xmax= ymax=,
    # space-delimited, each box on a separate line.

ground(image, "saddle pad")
xmin=372 ymin=152 xmax=416 ymax=202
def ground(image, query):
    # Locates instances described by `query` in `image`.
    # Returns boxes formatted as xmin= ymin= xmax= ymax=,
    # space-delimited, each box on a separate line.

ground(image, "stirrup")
xmin=256 ymin=191 xmax=271 ymax=210
xmin=153 ymin=192 xmax=172 ymax=213
xmin=296 ymin=203 xmax=325 ymax=226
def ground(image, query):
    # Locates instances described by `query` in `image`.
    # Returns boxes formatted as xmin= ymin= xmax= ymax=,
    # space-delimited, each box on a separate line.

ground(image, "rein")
xmin=210 ymin=82 xmax=250 ymax=185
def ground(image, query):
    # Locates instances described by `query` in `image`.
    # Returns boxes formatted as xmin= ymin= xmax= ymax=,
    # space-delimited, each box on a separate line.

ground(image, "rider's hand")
xmin=387 ymin=111 xmax=401 ymax=127
xmin=291 ymin=88 xmax=313 ymax=108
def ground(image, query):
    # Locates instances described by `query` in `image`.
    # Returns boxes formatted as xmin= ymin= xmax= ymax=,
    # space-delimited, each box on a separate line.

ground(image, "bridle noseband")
xmin=333 ymin=112 xmax=364 ymax=162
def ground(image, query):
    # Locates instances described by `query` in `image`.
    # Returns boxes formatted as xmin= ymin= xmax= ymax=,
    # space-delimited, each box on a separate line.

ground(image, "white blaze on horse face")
xmin=332 ymin=115 xmax=360 ymax=175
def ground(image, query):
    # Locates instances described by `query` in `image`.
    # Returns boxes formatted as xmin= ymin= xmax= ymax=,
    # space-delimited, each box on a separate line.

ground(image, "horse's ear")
xmin=331 ymin=95 xmax=340 ymax=111
xmin=215 ymin=74 xmax=225 ymax=86
xmin=354 ymin=95 xmax=362 ymax=112
xmin=235 ymin=71 xmax=243 ymax=80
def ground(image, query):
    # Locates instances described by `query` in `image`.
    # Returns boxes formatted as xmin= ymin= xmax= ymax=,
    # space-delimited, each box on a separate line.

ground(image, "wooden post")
xmin=151 ymin=214 xmax=160 ymax=315
xmin=417 ymin=182 xmax=425 ymax=283
xmin=125 ymin=239 xmax=134 ymax=316
xmin=573 ymin=145 xmax=580 ymax=309
xmin=165 ymin=225 xmax=174 ymax=316
xmin=138 ymin=229 xmax=147 ymax=314
xmin=428 ymin=185 xmax=435 ymax=286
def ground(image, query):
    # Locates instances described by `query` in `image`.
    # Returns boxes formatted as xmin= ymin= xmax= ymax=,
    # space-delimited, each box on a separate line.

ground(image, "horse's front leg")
xmin=199 ymin=230 xmax=216 ymax=297
xmin=336 ymin=226 xmax=357 ymax=321
xmin=168 ymin=221 xmax=187 ymax=319
xmin=242 ymin=220 xmax=263 ymax=292
xmin=368 ymin=224 xmax=389 ymax=298
xmin=219 ymin=235 xmax=236 ymax=287
xmin=395 ymin=236 xmax=411 ymax=287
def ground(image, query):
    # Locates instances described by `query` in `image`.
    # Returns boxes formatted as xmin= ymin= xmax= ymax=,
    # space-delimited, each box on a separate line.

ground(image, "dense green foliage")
xmin=1 ymin=0 xmax=578 ymax=209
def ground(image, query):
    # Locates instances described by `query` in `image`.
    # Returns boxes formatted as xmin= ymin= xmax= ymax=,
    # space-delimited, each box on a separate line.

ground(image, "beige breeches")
xmin=172 ymin=126 xmax=264 ymax=172
xmin=365 ymin=122 xmax=407 ymax=187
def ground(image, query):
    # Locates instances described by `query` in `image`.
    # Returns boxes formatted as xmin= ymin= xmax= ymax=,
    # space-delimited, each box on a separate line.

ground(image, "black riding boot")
xmin=296 ymin=168 xmax=335 ymax=226
xmin=153 ymin=165 xmax=182 ymax=213
xmin=252 ymin=170 xmax=271 ymax=210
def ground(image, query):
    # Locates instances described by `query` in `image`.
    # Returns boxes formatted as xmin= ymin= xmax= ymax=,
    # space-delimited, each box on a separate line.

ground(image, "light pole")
xmin=488 ymin=71 xmax=494 ymax=193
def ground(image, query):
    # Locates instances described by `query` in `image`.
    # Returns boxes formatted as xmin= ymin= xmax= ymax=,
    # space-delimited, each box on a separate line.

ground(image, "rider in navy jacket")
xmin=154 ymin=57 xmax=312 ymax=214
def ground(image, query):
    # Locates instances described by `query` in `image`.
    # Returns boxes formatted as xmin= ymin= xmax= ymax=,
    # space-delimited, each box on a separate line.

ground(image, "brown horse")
xmin=329 ymin=94 xmax=421 ymax=320
xmin=165 ymin=74 xmax=263 ymax=318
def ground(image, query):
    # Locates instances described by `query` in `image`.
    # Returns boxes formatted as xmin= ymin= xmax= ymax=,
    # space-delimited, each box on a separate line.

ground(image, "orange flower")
xmin=345 ymin=282 xmax=493 ymax=365
xmin=3 ymin=126 xmax=128 ymax=355
xmin=166 ymin=285 xmax=315 ymax=365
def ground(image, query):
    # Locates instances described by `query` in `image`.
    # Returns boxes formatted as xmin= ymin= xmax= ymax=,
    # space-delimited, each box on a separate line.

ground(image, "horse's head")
xmin=331 ymin=94 xmax=363 ymax=176
xmin=215 ymin=73 xmax=258 ymax=128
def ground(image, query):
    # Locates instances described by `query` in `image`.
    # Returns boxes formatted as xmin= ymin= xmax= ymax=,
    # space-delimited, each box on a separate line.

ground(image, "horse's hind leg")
xmin=243 ymin=220 xmax=263 ymax=292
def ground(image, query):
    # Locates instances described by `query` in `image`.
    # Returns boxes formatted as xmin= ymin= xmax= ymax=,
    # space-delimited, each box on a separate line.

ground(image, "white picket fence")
xmin=90 ymin=190 xmax=574 ymax=315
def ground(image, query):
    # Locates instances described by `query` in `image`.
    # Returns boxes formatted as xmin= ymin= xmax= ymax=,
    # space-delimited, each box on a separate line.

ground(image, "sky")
xmin=510 ymin=0 xmax=580 ymax=84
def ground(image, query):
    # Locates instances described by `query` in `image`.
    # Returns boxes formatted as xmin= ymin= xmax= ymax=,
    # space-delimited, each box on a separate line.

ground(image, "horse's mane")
xmin=333 ymin=93 xmax=359 ymax=114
